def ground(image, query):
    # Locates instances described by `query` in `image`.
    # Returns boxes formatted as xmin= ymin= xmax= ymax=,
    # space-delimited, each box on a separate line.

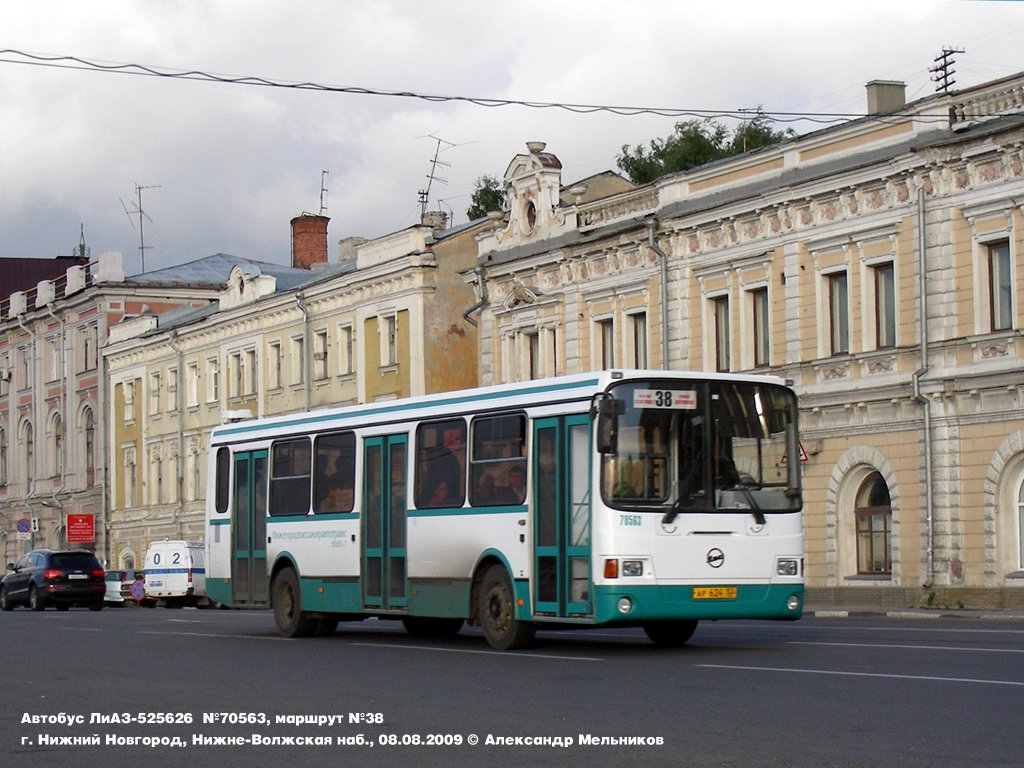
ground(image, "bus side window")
xmin=313 ymin=432 xmax=356 ymax=513
xmin=469 ymin=413 xmax=526 ymax=506
xmin=415 ymin=419 xmax=466 ymax=509
xmin=270 ymin=438 xmax=312 ymax=516
xmin=215 ymin=447 xmax=230 ymax=513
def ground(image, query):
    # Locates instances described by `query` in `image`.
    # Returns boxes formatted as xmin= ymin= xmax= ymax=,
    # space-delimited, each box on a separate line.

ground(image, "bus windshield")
xmin=598 ymin=379 xmax=801 ymax=515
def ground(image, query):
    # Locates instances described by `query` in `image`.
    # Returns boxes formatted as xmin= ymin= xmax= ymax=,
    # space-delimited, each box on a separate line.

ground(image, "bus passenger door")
xmin=362 ymin=434 xmax=408 ymax=610
xmin=232 ymin=450 xmax=268 ymax=605
xmin=533 ymin=415 xmax=592 ymax=617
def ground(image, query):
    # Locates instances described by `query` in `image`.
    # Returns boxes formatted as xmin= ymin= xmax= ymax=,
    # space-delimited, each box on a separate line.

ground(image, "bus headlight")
xmin=776 ymin=558 xmax=800 ymax=577
xmin=616 ymin=597 xmax=633 ymax=615
xmin=787 ymin=594 xmax=801 ymax=612
xmin=622 ymin=560 xmax=643 ymax=577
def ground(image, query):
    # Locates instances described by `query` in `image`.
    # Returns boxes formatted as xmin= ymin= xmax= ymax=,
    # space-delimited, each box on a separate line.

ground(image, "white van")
xmin=143 ymin=540 xmax=208 ymax=607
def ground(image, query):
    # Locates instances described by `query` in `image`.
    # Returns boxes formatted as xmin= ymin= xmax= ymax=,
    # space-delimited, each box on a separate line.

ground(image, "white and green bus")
xmin=205 ymin=370 xmax=803 ymax=649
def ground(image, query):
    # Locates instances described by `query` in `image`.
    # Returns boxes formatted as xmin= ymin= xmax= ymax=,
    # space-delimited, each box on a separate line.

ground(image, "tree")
xmin=617 ymin=111 xmax=795 ymax=185
xmin=466 ymin=175 xmax=505 ymax=221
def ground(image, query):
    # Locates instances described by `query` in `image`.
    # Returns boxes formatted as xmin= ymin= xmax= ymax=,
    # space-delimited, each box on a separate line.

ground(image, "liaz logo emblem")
xmin=706 ymin=548 xmax=725 ymax=569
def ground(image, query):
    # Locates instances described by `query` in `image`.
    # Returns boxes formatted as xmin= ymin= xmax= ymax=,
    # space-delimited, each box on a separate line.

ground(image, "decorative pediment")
xmin=503 ymin=280 xmax=541 ymax=310
xmin=219 ymin=264 xmax=277 ymax=310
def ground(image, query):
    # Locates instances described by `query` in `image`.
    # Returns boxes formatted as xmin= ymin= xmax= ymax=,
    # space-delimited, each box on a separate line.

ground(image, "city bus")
xmin=204 ymin=370 xmax=803 ymax=649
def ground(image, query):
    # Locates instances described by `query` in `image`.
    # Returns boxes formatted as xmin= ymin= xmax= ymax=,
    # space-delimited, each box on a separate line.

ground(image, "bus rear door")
xmin=232 ymin=450 xmax=268 ymax=605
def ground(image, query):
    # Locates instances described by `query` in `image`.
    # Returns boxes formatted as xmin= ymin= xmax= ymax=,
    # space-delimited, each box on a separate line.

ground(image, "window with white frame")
xmin=149 ymin=372 xmax=161 ymax=415
xmin=44 ymin=335 xmax=61 ymax=382
xmin=151 ymin=449 xmax=163 ymax=505
xmin=713 ymin=296 xmax=730 ymax=372
xmin=244 ymin=349 xmax=257 ymax=395
xmin=123 ymin=447 xmax=136 ymax=508
xmin=268 ymin=342 xmax=282 ymax=390
xmin=0 ymin=427 xmax=6 ymax=486
xmin=291 ymin=337 xmax=305 ymax=384
xmin=122 ymin=381 xmax=135 ymax=423
xmin=828 ymin=271 xmax=850 ymax=355
xmin=80 ymin=324 xmax=98 ymax=372
xmin=629 ymin=313 xmax=648 ymax=369
xmin=167 ymin=367 xmax=178 ymax=412
xmin=206 ymin=358 xmax=219 ymax=403
xmin=379 ymin=315 xmax=397 ymax=368
xmin=83 ymin=407 xmax=95 ymax=485
xmin=337 ymin=324 xmax=354 ymax=376
xmin=23 ymin=421 xmax=34 ymax=483
xmin=989 ymin=240 xmax=1013 ymax=332
xmin=228 ymin=352 xmax=242 ymax=398
xmin=750 ymin=288 xmax=769 ymax=368
xmin=313 ymin=329 xmax=328 ymax=381
xmin=874 ymin=263 xmax=896 ymax=348
xmin=596 ymin=319 xmax=614 ymax=369
xmin=526 ymin=331 xmax=540 ymax=380
xmin=185 ymin=363 xmax=199 ymax=408
xmin=50 ymin=413 xmax=63 ymax=478
xmin=18 ymin=346 xmax=32 ymax=391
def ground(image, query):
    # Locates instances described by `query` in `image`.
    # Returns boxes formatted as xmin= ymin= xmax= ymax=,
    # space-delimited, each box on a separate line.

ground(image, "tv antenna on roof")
xmin=319 ymin=169 xmax=329 ymax=216
xmin=930 ymin=47 xmax=964 ymax=94
xmin=417 ymin=133 xmax=455 ymax=217
xmin=121 ymin=183 xmax=161 ymax=273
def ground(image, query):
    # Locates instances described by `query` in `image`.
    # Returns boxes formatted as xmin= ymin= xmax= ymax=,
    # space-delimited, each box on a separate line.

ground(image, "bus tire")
xmin=271 ymin=568 xmax=317 ymax=638
xmin=477 ymin=565 xmax=535 ymax=650
xmin=643 ymin=619 xmax=698 ymax=647
xmin=402 ymin=616 xmax=464 ymax=638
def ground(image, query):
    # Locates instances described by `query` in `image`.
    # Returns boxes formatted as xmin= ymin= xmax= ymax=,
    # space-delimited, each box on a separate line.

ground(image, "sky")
xmin=1 ymin=1 xmax=1023 ymax=274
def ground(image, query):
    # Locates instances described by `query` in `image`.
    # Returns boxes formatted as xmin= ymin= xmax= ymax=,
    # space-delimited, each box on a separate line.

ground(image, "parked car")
xmin=104 ymin=569 xmax=129 ymax=605
xmin=0 ymin=549 xmax=105 ymax=611
xmin=143 ymin=540 xmax=208 ymax=607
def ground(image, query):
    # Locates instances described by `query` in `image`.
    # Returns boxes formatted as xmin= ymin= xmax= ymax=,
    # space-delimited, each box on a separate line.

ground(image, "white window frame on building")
xmin=827 ymin=270 xmax=850 ymax=356
xmin=988 ymin=239 xmax=1013 ymax=332
xmin=44 ymin=335 xmax=61 ymax=383
xmin=122 ymin=381 xmax=135 ymax=424
xmin=711 ymin=294 xmax=731 ymax=372
xmin=228 ymin=351 xmax=243 ymax=399
xmin=185 ymin=362 xmax=199 ymax=408
xmin=747 ymin=286 xmax=770 ymax=369
xmin=872 ymin=261 xmax=897 ymax=349
xmin=122 ymin=446 xmax=136 ymax=509
xmin=313 ymin=329 xmax=329 ymax=381
xmin=149 ymin=372 xmax=162 ymax=416
xmin=379 ymin=314 xmax=398 ymax=369
xmin=594 ymin=317 xmax=615 ymax=370
xmin=167 ymin=367 xmax=178 ymax=413
xmin=337 ymin=323 xmax=354 ymax=377
xmin=244 ymin=349 xmax=257 ymax=396
xmin=627 ymin=311 xmax=648 ymax=369
xmin=291 ymin=336 xmax=305 ymax=385
xmin=206 ymin=357 xmax=219 ymax=403
xmin=268 ymin=341 xmax=282 ymax=390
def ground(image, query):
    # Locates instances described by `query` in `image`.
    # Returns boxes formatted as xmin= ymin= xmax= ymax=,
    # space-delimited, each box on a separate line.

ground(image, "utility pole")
xmin=930 ymin=47 xmax=964 ymax=94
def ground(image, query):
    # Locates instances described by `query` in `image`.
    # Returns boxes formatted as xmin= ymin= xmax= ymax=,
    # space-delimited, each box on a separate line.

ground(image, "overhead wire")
xmin=0 ymin=48 xmax=964 ymax=127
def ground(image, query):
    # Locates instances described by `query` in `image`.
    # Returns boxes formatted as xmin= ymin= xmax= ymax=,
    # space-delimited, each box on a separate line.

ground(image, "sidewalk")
xmin=803 ymin=603 xmax=1024 ymax=621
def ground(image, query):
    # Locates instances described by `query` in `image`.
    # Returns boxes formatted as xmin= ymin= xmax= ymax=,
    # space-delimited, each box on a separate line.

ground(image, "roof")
xmin=125 ymin=253 xmax=315 ymax=292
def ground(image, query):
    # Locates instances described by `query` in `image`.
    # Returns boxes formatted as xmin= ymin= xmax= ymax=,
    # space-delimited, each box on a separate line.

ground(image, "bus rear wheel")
xmin=271 ymin=568 xmax=317 ymax=638
xmin=643 ymin=619 xmax=698 ymax=647
xmin=477 ymin=565 xmax=535 ymax=650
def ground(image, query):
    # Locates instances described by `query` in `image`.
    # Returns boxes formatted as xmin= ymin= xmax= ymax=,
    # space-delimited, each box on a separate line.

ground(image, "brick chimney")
xmin=865 ymin=80 xmax=906 ymax=115
xmin=290 ymin=214 xmax=330 ymax=269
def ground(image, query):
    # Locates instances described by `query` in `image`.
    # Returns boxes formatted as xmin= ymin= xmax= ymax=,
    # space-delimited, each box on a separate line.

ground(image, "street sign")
xmin=130 ymin=579 xmax=147 ymax=602
xmin=67 ymin=513 xmax=95 ymax=543
xmin=16 ymin=518 xmax=31 ymax=541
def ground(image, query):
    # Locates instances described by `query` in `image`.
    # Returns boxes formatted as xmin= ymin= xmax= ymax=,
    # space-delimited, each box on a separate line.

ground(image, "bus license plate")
xmin=692 ymin=586 xmax=737 ymax=600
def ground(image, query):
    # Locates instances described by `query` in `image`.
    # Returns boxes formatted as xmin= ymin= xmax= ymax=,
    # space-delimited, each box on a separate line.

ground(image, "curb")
xmin=805 ymin=608 xmax=1024 ymax=621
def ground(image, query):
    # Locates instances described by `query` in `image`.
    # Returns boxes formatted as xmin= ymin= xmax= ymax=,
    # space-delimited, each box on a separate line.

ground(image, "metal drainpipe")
xmin=168 ymin=331 xmax=185 ymax=539
xmin=911 ymin=186 xmax=935 ymax=587
xmin=461 ymin=264 xmax=489 ymax=328
xmin=295 ymin=293 xmax=310 ymax=411
xmin=646 ymin=219 xmax=671 ymax=368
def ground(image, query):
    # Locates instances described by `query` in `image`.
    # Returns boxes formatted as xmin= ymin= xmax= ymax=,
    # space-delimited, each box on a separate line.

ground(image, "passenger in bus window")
xmin=425 ymin=446 xmax=461 ymax=507
xmin=507 ymin=464 xmax=527 ymax=504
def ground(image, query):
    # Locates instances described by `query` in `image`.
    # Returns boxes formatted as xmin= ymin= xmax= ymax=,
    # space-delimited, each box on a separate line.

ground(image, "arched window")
xmin=855 ymin=471 xmax=892 ymax=574
xmin=83 ymin=407 xmax=96 ymax=485
xmin=22 ymin=421 xmax=34 ymax=483
xmin=51 ymin=413 xmax=64 ymax=478
xmin=0 ymin=427 xmax=6 ymax=485
xmin=1016 ymin=477 xmax=1024 ymax=571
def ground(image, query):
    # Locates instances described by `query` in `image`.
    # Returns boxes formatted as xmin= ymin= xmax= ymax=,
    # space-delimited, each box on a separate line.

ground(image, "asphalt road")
xmin=1 ymin=605 xmax=1021 ymax=768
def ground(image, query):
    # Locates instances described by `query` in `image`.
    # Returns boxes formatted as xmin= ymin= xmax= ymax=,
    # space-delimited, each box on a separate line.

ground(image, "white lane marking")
xmin=791 ymin=640 xmax=1024 ymax=654
xmin=697 ymin=663 xmax=1024 ymax=687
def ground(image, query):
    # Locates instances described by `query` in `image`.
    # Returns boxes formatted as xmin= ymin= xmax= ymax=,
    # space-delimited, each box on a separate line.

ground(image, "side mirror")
xmin=592 ymin=394 xmax=624 ymax=454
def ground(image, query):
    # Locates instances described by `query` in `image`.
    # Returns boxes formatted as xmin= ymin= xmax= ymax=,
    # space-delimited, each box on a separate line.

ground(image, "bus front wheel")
xmin=271 ymin=568 xmax=317 ymax=638
xmin=477 ymin=566 xmax=535 ymax=651
xmin=642 ymin=619 xmax=698 ymax=647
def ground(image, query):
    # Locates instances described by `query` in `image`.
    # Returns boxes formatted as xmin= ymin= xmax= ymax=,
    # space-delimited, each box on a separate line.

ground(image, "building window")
xmin=380 ymin=315 xmax=397 ymax=368
xmin=597 ymin=319 xmax=615 ymax=369
xmin=167 ymin=367 xmax=178 ymax=412
xmin=244 ymin=349 xmax=257 ymax=395
xmin=206 ymin=358 xmax=219 ymax=403
xmin=19 ymin=346 xmax=32 ymax=391
xmin=268 ymin=342 xmax=282 ymax=390
xmin=291 ymin=337 xmax=305 ymax=385
xmin=875 ymin=263 xmax=896 ymax=348
xmin=83 ymin=408 xmax=95 ymax=486
xmin=989 ymin=241 xmax=1012 ymax=331
xmin=338 ymin=325 xmax=354 ymax=376
xmin=313 ymin=329 xmax=328 ymax=381
xmin=630 ymin=313 xmax=648 ymax=369
xmin=829 ymin=271 xmax=850 ymax=355
xmin=855 ymin=471 xmax=892 ymax=575
xmin=1017 ymin=477 xmax=1024 ymax=570
xmin=44 ymin=336 xmax=61 ymax=383
xmin=122 ymin=381 xmax=135 ymax=423
xmin=750 ymin=289 xmax=769 ymax=368
xmin=228 ymin=352 xmax=242 ymax=398
xmin=81 ymin=324 xmax=98 ymax=372
xmin=149 ymin=372 xmax=162 ymax=415
xmin=186 ymin=363 xmax=199 ymax=408
xmin=713 ymin=296 xmax=730 ymax=372
xmin=526 ymin=332 xmax=540 ymax=380
xmin=51 ymin=414 xmax=63 ymax=478
xmin=124 ymin=449 xmax=136 ymax=508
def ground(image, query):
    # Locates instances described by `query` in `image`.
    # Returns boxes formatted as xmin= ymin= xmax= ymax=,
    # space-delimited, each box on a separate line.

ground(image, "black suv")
xmin=0 ymin=549 xmax=105 ymax=611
